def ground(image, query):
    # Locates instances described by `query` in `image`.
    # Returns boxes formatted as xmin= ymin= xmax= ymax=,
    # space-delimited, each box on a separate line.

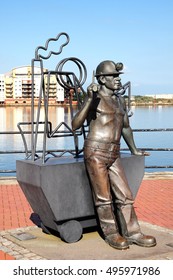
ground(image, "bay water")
xmin=0 ymin=105 xmax=173 ymax=176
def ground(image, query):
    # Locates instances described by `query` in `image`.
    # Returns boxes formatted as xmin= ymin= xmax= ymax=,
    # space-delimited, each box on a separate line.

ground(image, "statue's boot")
xmin=96 ymin=204 xmax=129 ymax=250
xmin=116 ymin=204 xmax=156 ymax=247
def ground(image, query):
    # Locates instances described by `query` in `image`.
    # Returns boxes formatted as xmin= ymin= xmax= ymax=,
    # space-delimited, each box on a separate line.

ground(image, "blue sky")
xmin=0 ymin=0 xmax=173 ymax=95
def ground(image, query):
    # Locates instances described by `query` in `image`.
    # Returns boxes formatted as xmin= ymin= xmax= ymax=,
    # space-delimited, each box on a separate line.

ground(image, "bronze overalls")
xmin=84 ymin=138 xmax=141 ymax=238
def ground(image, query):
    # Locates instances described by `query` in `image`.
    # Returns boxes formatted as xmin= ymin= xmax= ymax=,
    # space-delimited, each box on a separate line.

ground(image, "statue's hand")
xmin=133 ymin=149 xmax=150 ymax=156
xmin=87 ymin=83 xmax=99 ymax=99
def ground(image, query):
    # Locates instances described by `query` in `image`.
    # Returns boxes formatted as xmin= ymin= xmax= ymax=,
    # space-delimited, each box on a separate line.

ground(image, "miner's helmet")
xmin=95 ymin=60 xmax=124 ymax=77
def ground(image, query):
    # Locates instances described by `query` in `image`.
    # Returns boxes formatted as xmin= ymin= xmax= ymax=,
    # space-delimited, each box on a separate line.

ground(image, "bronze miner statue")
xmin=72 ymin=60 xmax=156 ymax=250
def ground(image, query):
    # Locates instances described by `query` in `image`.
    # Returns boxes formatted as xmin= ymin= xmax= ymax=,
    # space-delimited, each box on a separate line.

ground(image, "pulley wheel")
xmin=56 ymin=57 xmax=87 ymax=90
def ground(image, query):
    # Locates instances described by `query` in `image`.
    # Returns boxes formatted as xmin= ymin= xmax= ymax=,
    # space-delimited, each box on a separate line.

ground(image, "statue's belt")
xmin=84 ymin=139 xmax=120 ymax=152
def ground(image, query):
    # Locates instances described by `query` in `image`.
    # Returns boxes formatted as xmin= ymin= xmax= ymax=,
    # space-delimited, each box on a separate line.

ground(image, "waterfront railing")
xmin=1 ymin=128 xmax=173 ymax=175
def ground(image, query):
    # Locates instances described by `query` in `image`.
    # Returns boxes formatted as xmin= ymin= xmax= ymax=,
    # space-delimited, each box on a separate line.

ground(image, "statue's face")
xmin=104 ymin=74 xmax=122 ymax=91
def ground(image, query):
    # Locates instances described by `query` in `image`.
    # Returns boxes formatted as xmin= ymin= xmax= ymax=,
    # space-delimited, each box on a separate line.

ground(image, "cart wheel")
xmin=40 ymin=222 xmax=51 ymax=234
xmin=59 ymin=220 xmax=83 ymax=243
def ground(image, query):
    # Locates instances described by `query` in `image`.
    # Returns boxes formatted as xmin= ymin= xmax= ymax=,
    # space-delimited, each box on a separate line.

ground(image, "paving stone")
xmin=0 ymin=231 xmax=9 ymax=236
xmin=0 ymin=237 xmax=8 ymax=242
xmin=24 ymin=252 xmax=38 ymax=258
xmin=2 ymin=240 xmax=13 ymax=246
xmin=7 ymin=242 xmax=19 ymax=249
xmin=30 ymin=256 xmax=46 ymax=260
xmin=14 ymin=254 xmax=24 ymax=259
xmin=7 ymin=251 xmax=20 ymax=256
xmin=11 ymin=245 xmax=24 ymax=252
xmin=0 ymin=246 xmax=11 ymax=253
xmin=18 ymin=248 xmax=31 ymax=254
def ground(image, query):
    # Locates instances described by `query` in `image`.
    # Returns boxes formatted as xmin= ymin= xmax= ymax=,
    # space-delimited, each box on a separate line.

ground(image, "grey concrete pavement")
xmin=1 ymin=221 xmax=173 ymax=260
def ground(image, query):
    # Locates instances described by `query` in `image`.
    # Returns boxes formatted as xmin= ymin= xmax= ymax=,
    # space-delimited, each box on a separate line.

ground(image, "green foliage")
xmin=134 ymin=95 xmax=154 ymax=102
xmin=132 ymin=95 xmax=173 ymax=105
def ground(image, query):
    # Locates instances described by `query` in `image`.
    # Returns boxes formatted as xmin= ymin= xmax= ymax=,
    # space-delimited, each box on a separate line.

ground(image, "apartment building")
xmin=0 ymin=66 xmax=65 ymax=105
xmin=0 ymin=74 xmax=5 ymax=103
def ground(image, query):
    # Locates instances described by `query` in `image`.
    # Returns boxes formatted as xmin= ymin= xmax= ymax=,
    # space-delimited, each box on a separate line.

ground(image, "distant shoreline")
xmin=0 ymin=103 xmax=75 ymax=107
xmin=1 ymin=102 xmax=173 ymax=107
xmin=131 ymin=102 xmax=173 ymax=106
xmin=1 ymin=97 xmax=173 ymax=107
